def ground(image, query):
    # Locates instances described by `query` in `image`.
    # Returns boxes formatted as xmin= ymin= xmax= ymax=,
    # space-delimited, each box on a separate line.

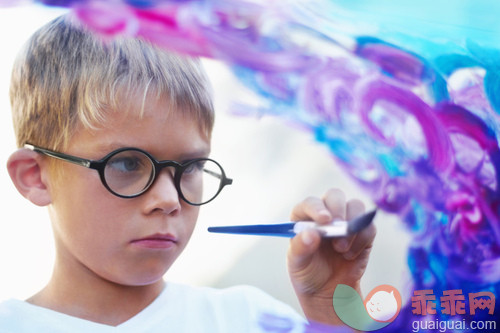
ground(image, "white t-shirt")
xmin=0 ymin=283 xmax=306 ymax=332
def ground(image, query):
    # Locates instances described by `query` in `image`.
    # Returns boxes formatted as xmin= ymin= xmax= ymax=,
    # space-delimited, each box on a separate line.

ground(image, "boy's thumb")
xmin=287 ymin=229 xmax=321 ymax=271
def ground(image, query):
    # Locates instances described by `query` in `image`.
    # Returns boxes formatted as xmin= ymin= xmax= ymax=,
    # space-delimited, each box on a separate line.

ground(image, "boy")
xmin=1 ymin=14 xmax=375 ymax=332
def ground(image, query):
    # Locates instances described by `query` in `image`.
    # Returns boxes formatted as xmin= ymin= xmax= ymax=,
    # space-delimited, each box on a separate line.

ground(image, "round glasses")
xmin=25 ymin=144 xmax=233 ymax=206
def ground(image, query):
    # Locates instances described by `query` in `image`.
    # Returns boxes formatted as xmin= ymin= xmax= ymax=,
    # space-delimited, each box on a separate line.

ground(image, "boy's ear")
xmin=7 ymin=148 xmax=52 ymax=207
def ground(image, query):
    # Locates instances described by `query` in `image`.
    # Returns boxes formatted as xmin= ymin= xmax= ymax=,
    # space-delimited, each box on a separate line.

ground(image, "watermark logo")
xmin=411 ymin=289 xmax=495 ymax=316
xmin=332 ymin=284 xmax=402 ymax=331
xmin=410 ymin=289 xmax=497 ymax=332
xmin=332 ymin=285 xmax=496 ymax=331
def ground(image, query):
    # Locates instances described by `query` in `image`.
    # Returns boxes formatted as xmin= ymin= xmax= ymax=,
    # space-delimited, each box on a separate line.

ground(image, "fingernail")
xmin=319 ymin=210 xmax=332 ymax=222
xmin=301 ymin=230 xmax=315 ymax=246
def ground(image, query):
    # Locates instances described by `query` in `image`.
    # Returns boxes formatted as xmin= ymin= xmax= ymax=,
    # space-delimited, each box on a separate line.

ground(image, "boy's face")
xmin=47 ymin=97 xmax=210 ymax=287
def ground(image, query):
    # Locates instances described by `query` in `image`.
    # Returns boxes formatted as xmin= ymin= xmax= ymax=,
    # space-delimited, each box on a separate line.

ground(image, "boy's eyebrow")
xmin=93 ymin=143 xmax=211 ymax=160
xmin=175 ymin=148 xmax=212 ymax=161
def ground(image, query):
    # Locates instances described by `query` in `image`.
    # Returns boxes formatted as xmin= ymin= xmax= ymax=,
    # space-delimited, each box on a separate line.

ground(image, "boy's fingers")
xmin=341 ymin=202 xmax=376 ymax=260
xmin=344 ymin=199 xmax=374 ymax=259
xmin=332 ymin=198 xmax=365 ymax=252
xmin=342 ymin=223 xmax=376 ymax=260
xmin=288 ymin=229 xmax=322 ymax=270
xmin=290 ymin=196 xmax=332 ymax=224
xmin=322 ymin=188 xmax=347 ymax=222
xmin=290 ymin=190 xmax=373 ymax=260
xmin=346 ymin=199 xmax=366 ymax=221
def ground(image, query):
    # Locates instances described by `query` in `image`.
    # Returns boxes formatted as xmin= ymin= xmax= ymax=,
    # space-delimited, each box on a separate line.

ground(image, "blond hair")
xmin=10 ymin=15 xmax=214 ymax=150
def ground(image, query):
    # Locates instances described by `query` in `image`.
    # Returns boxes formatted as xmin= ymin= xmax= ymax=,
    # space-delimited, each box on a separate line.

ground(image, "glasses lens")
xmin=180 ymin=159 xmax=224 ymax=205
xmin=104 ymin=150 xmax=154 ymax=197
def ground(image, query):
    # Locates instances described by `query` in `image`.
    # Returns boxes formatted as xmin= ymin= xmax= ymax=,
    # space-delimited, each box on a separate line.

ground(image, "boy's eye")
xmin=183 ymin=160 xmax=206 ymax=174
xmin=108 ymin=157 xmax=143 ymax=172
xmin=106 ymin=151 xmax=151 ymax=174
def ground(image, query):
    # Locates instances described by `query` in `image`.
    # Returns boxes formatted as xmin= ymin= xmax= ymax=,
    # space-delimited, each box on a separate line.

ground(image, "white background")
xmin=0 ymin=4 xmax=412 ymax=312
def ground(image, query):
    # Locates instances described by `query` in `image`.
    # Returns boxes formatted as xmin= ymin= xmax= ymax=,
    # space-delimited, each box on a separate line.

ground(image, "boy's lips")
xmin=130 ymin=233 xmax=178 ymax=249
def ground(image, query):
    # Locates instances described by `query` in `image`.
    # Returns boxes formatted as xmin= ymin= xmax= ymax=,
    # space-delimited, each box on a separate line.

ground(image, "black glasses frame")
xmin=25 ymin=144 xmax=233 ymax=206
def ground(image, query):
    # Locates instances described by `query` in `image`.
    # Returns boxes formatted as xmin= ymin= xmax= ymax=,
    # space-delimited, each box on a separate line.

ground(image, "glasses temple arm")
xmin=203 ymin=168 xmax=233 ymax=185
xmin=24 ymin=144 xmax=93 ymax=168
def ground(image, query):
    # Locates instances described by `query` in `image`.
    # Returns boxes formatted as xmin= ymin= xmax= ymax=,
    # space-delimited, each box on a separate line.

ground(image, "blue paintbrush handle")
xmin=207 ymin=209 xmax=376 ymax=238
xmin=207 ymin=223 xmax=296 ymax=237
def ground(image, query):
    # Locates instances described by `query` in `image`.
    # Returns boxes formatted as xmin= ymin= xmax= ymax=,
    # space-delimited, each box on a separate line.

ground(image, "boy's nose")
xmin=143 ymin=169 xmax=181 ymax=215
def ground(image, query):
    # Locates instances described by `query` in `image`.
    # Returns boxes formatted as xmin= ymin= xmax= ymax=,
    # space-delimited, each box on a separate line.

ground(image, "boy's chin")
xmin=115 ymin=275 xmax=167 ymax=289
xmin=102 ymin=266 xmax=171 ymax=288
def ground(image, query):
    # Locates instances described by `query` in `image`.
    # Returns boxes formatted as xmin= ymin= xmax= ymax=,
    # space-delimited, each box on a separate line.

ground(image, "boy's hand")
xmin=287 ymin=188 xmax=376 ymax=325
